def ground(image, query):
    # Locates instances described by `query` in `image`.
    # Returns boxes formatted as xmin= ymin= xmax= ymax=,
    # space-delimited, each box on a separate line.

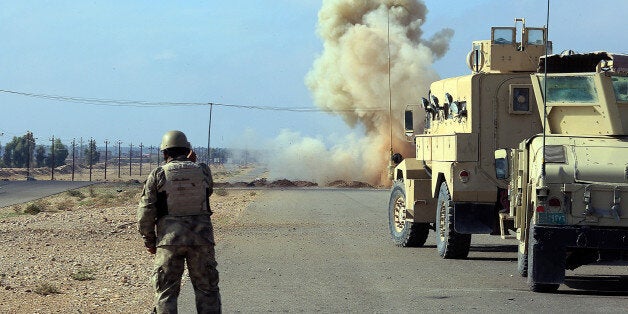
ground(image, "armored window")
xmin=492 ymin=28 xmax=515 ymax=45
xmin=509 ymin=84 xmax=532 ymax=114
xmin=512 ymin=87 xmax=530 ymax=112
xmin=612 ymin=76 xmax=628 ymax=102
xmin=539 ymin=75 xmax=598 ymax=103
xmin=526 ymin=29 xmax=545 ymax=46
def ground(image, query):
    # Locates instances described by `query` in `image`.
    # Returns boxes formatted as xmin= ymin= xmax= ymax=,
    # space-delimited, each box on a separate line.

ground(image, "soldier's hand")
xmin=146 ymin=246 xmax=156 ymax=254
xmin=187 ymin=150 xmax=197 ymax=162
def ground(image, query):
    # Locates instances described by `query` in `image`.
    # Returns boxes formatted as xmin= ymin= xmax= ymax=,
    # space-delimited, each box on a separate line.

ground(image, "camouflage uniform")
xmin=138 ymin=155 xmax=221 ymax=313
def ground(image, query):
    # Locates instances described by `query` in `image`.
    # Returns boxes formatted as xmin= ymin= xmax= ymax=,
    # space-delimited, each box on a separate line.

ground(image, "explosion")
xmin=269 ymin=0 xmax=453 ymax=186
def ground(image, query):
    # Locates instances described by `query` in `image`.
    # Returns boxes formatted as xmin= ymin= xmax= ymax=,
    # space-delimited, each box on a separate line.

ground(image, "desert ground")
xmin=0 ymin=164 xmax=259 ymax=313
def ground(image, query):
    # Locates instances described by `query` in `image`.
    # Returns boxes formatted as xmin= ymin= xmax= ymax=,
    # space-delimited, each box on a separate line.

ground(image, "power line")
xmin=0 ymin=88 xmax=385 ymax=112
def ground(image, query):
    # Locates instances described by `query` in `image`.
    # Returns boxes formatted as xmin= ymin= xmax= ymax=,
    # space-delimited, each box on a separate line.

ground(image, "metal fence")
xmin=0 ymin=134 xmax=217 ymax=182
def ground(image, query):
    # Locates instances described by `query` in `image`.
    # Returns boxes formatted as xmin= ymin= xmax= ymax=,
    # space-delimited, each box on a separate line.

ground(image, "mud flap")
xmin=453 ymin=203 xmax=495 ymax=234
xmin=528 ymin=225 xmax=566 ymax=285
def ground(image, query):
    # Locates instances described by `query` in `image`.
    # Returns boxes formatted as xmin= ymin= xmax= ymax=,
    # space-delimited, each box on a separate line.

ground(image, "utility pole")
xmin=129 ymin=143 xmax=133 ymax=176
xmin=26 ymin=131 xmax=32 ymax=180
xmin=117 ymin=140 xmax=122 ymax=179
xmin=79 ymin=137 xmax=83 ymax=162
xmin=104 ymin=140 xmax=109 ymax=181
xmin=139 ymin=143 xmax=143 ymax=177
xmin=50 ymin=135 xmax=55 ymax=180
xmin=71 ymin=138 xmax=76 ymax=181
xmin=89 ymin=138 xmax=93 ymax=181
xmin=148 ymin=145 xmax=153 ymax=171
xmin=207 ymin=103 xmax=213 ymax=164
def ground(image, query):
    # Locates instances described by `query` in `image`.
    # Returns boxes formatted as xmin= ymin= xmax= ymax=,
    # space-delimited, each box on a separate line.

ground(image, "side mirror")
xmin=495 ymin=149 xmax=510 ymax=180
xmin=404 ymin=110 xmax=414 ymax=136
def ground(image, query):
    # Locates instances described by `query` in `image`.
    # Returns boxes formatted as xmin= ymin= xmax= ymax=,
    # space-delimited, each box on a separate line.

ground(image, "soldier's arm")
xmin=201 ymin=163 xmax=213 ymax=196
xmin=137 ymin=167 xmax=163 ymax=248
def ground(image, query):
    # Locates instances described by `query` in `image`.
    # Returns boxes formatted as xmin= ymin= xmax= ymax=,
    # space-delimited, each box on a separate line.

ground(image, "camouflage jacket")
xmin=137 ymin=156 xmax=214 ymax=247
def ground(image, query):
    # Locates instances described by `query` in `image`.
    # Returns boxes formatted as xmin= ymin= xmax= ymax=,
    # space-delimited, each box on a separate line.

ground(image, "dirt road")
xmin=176 ymin=188 xmax=627 ymax=312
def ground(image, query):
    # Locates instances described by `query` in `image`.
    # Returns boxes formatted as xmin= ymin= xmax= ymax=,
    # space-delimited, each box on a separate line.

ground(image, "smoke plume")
xmin=270 ymin=0 xmax=453 ymax=186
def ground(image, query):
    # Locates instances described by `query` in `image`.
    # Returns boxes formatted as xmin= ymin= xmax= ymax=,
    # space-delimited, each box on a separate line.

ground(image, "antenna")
xmin=541 ymin=0 xmax=550 ymax=182
xmin=387 ymin=6 xmax=393 ymax=158
xmin=386 ymin=5 xmax=396 ymax=180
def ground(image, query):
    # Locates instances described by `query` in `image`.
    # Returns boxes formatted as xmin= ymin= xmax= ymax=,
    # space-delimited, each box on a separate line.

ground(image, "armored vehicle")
xmin=499 ymin=51 xmax=628 ymax=292
xmin=389 ymin=20 xmax=548 ymax=257
xmin=388 ymin=19 xmax=628 ymax=292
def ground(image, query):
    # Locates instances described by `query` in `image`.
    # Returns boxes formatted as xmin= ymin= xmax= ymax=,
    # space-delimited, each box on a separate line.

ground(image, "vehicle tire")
xmin=529 ymin=282 xmax=560 ymax=293
xmin=527 ymin=223 xmax=560 ymax=293
xmin=435 ymin=182 xmax=471 ymax=259
xmin=389 ymin=180 xmax=430 ymax=247
xmin=517 ymin=240 xmax=528 ymax=277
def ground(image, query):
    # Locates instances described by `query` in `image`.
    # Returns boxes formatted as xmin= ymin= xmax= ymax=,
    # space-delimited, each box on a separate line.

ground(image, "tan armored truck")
xmin=389 ymin=20 xmax=547 ymax=257
xmin=389 ymin=19 xmax=628 ymax=293
xmin=498 ymin=51 xmax=628 ymax=292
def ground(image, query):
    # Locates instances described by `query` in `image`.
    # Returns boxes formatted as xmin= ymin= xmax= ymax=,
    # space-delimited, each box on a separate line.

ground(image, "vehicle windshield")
xmin=526 ymin=29 xmax=544 ymax=45
xmin=493 ymin=28 xmax=514 ymax=45
xmin=539 ymin=75 xmax=598 ymax=103
xmin=612 ymin=76 xmax=628 ymax=102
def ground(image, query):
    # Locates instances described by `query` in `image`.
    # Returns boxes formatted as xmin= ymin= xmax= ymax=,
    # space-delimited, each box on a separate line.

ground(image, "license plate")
xmin=538 ymin=212 xmax=567 ymax=225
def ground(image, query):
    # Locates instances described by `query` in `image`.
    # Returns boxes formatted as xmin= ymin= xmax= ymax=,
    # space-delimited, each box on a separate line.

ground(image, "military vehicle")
xmin=498 ymin=51 xmax=628 ymax=292
xmin=388 ymin=18 xmax=628 ymax=292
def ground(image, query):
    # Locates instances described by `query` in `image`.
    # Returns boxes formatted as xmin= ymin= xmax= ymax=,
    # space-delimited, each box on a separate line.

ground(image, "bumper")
xmin=532 ymin=225 xmax=628 ymax=250
xmin=528 ymin=224 xmax=628 ymax=285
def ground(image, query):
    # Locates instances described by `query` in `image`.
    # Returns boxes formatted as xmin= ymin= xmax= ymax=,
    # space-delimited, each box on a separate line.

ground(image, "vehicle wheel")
xmin=435 ymin=182 xmax=471 ymax=259
xmin=527 ymin=223 xmax=560 ymax=293
xmin=517 ymin=240 xmax=528 ymax=277
xmin=389 ymin=180 xmax=430 ymax=247
xmin=530 ymin=282 xmax=560 ymax=293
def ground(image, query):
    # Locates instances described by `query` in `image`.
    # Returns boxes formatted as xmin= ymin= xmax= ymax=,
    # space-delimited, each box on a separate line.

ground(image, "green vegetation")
xmin=2 ymin=132 xmax=35 ymax=168
xmin=215 ymin=188 xmax=228 ymax=196
xmin=83 ymin=139 xmax=100 ymax=166
xmin=1 ymin=132 xmax=68 ymax=168
xmin=70 ymin=268 xmax=95 ymax=281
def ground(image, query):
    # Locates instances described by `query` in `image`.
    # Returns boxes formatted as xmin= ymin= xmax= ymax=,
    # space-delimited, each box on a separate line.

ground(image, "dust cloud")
xmin=270 ymin=0 xmax=453 ymax=186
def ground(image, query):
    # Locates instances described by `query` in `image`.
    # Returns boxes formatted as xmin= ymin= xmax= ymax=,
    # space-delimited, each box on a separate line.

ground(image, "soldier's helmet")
xmin=160 ymin=130 xmax=191 ymax=151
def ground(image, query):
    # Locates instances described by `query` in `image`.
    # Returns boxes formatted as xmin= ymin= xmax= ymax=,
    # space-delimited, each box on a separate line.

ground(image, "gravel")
xmin=0 ymin=183 xmax=255 ymax=313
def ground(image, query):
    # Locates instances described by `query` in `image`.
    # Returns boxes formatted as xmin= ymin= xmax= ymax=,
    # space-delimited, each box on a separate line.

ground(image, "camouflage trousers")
xmin=152 ymin=245 xmax=221 ymax=314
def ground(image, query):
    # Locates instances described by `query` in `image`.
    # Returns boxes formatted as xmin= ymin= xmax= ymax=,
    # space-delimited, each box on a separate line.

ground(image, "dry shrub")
xmin=56 ymin=198 xmax=75 ymax=211
xmin=66 ymin=189 xmax=85 ymax=199
xmin=34 ymin=283 xmax=61 ymax=295
xmin=24 ymin=201 xmax=48 ymax=215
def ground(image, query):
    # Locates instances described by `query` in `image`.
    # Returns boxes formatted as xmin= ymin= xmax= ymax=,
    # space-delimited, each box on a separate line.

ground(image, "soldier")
xmin=138 ymin=130 xmax=221 ymax=313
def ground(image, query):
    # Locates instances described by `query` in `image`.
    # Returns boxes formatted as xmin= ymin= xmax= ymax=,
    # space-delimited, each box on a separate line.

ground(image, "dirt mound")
xmin=215 ymin=179 xmax=318 ymax=188
xmin=55 ymin=165 xmax=73 ymax=174
xmin=326 ymin=180 xmax=374 ymax=188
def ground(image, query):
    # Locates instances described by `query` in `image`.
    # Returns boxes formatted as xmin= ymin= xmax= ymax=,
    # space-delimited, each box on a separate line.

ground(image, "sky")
xmin=1 ymin=0 xmax=626 ymax=151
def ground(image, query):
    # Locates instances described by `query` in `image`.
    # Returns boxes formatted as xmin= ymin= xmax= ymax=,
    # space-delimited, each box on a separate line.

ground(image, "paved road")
xmin=179 ymin=189 xmax=628 ymax=313
xmin=0 ymin=181 xmax=94 ymax=208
